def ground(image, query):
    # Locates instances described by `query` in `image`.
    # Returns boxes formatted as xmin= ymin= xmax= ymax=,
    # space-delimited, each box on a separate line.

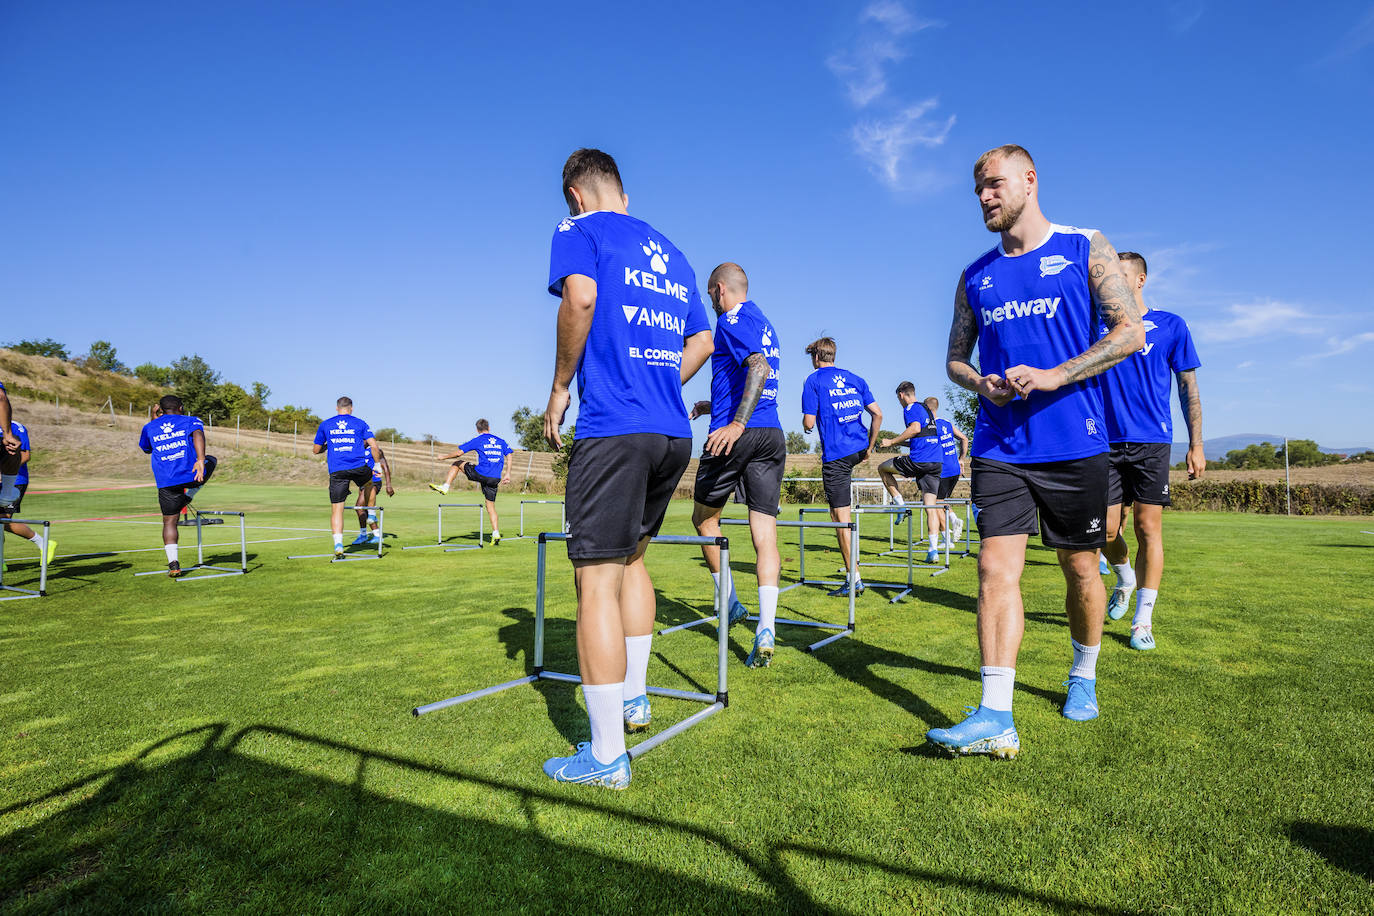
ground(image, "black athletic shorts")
xmin=694 ymin=427 xmax=785 ymax=516
xmin=890 ymin=455 xmax=942 ymax=497
xmin=970 ymin=453 xmax=1108 ymax=550
xmin=1107 ymin=442 xmax=1172 ymax=507
xmin=462 ymin=463 xmax=501 ymax=502
xmin=328 ymin=464 xmax=372 ymax=504
xmin=821 ymin=449 xmax=866 ymax=509
xmin=565 ymin=433 xmax=691 ymax=560
xmin=937 ymin=474 xmax=959 ymax=499
xmin=0 ymin=483 xmax=27 ymax=516
xmin=159 ymin=455 xmax=218 ymax=516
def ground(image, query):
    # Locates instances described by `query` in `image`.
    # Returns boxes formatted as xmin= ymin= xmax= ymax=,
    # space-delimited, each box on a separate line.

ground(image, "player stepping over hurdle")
xmin=430 ymin=420 xmax=513 ymax=544
xmin=0 ymin=398 xmax=58 ymax=566
xmin=138 ymin=395 xmax=218 ymax=578
xmin=311 ymin=397 xmax=386 ymax=560
xmin=932 ymin=398 xmax=970 ymax=549
xmin=353 ymin=447 xmax=394 ymax=546
xmin=878 ymin=383 xmax=946 ymax=564
xmin=0 ymin=381 xmax=27 ymax=516
xmin=689 ymin=262 xmax=785 ymax=669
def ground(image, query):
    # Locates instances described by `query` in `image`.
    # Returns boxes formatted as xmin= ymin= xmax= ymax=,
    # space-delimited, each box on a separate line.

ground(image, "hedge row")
xmin=1168 ymin=480 xmax=1374 ymax=515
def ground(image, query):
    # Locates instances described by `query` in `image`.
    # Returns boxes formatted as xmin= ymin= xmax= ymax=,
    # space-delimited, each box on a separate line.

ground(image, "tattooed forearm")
xmin=1177 ymin=369 xmax=1203 ymax=444
xmin=732 ymin=353 xmax=769 ymax=426
xmin=947 ymin=272 xmax=983 ymax=390
xmin=1058 ymin=231 xmax=1145 ymax=385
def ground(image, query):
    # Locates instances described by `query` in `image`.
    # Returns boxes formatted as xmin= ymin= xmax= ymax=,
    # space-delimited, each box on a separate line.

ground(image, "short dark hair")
xmin=896 ymin=381 xmax=915 ymax=396
xmin=974 ymin=143 xmax=1035 ymax=177
xmin=159 ymin=395 xmax=183 ymax=413
xmin=805 ymin=337 xmax=836 ymax=363
xmin=708 ymin=262 xmax=748 ymax=295
xmin=562 ymin=148 xmax=623 ymax=213
xmin=1118 ymin=251 xmax=1148 ymax=276
xmin=476 ymin=419 xmax=490 ymax=432
xmin=337 ymin=396 xmax=352 ymax=408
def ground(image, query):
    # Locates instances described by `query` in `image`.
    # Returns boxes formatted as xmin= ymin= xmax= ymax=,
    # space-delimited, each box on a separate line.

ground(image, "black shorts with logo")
xmin=0 ymin=483 xmax=27 ymax=516
xmin=890 ymin=455 xmax=942 ymax=497
xmin=970 ymin=453 xmax=1108 ymax=550
xmin=1107 ymin=442 xmax=1172 ymax=507
xmin=566 ymin=433 xmax=691 ymax=560
xmin=937 ymin=474 xmax=959 ymax=500
xmin=328 ymin=464 xmax=372 ymax=504
xmin=158 ymin=455 xmax=218 ymax=515
xmin=462 ymin=463 xmax=501 ymax=502
xmin=694 ymin=427 xmax=785 ymax=516
xmin=821 ymin=449 xmax=866 ymax=509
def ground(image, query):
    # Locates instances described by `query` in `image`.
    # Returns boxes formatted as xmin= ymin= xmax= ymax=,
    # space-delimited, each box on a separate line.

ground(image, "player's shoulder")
xmin=13 ymin=421 xmax=27 ymax=434
xmin=1050 ymin=223 xmax=1099 ymax=242
xmin=962 ymin=244 xmax=1002 ymax=279
xmin=1145 ymin=308 xmax=1187 ymax=329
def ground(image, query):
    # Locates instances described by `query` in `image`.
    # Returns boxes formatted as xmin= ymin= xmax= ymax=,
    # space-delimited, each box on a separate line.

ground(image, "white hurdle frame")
xmin=940 ymin=496 xmax=977 ymax=558
xmin=133 ymin=509 xmax=248 ymax=581
xmin=507 ymin=499 xmax=566 ymax=540
xmin=0 ymin=518 xmax=51 ymax=599
xmin=657 ymin=517 xmax=859 ymax=652
xmin=854 ymin=504 xmax=950 ymax=593
xmin=288 ymin=506 xmax=385 ymax=561
xmin=413 ymin=531 xmax=730 ymax=761
xmin=401 ymin=503 xmax=484 ymax=551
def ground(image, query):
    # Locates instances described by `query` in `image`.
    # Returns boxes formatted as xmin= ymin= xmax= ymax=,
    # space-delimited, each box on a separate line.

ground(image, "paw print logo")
xmin=762 ymin=327 xmax=773 ymax=347
xmin=337 ymin=419 xmax=349 ymax=429
xmin=641 ymin=239 xmax=669 ymax=275
xmin=832 ymin=374 xmax=846 ymax=388
xmin=160 ymin=422 xmax=174 ymax=434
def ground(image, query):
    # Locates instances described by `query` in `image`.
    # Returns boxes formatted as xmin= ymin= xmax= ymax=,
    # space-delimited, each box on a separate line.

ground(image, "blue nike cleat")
xmin=827 ymin=580 xmax=864 ymax=598
xmin=1098 ymin=554 xmax=1112 ymax=575
xmin=925 ymin=547 xmax=940 ymax=564
xmin=1129 ymin=626 xmax=1156 ymax=651
xmin=366 ymin=531 xmax=382 ymax=546
xmin=1107 ymin=585 xmax=1133 ymax=621
xmin=926 ymin=706 xmax=1019 ymax=759
xmin=351 ymin=530 xmax=371 ymax=546
xmin=543 ymin=742 xmax=631 ymax=789
xmin=623 ymin=695 xmax=651 ymax=733
xmin=745 ymin=628 xmax=775 ymax=668
xmin=726 ymin=594 xmax=749 ymax=626
xmin=1062 ymin=676 xmax=1099 ymax=720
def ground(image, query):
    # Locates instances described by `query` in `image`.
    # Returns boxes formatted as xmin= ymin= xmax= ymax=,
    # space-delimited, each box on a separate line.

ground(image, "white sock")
xmin=164 ymin=544 xmax=178 ymax=564
xmin=1134 ymin=588 xmax=1158 ymax=629
xmin=891 ymin=493 xmax=905 ymax=506
xmin=1112 ymin=562 xmax=1136 ymax=590
xmin=623 ymin=635 xmax=652 ymax=700
xmin=582 ymin=681 xmax=627 ymax=764
xmin=333 ymin=534 xmax=344 ymax=549
xmin=979 ymin=666 xmax=1015 ymax=713
xmin=29 ymin=533 xmax=44 ymax=551
xmin=1069 ymin=638 xmax=1100 ymax=680
xmin=757 ymin=585 xmax=779 ymax=633
xmin=0 ymin=474 xmax=16 ymax=502
xmin=711 ymin=570 xmax=736 ymax=605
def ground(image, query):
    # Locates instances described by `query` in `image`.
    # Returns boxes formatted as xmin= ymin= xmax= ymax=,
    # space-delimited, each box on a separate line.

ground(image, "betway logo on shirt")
xmin=621 ymin=305 xmax=685 ymax=335
xmin=982 ymin=297 xmax=1060 ymax=324
xmin=624 ymin=268 xmax=690 ymax=302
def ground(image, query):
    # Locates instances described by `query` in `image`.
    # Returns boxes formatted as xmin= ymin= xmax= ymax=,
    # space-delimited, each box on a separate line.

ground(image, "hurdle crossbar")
xmin=0 ymin=518 xmax=51 ymax=599
xmin=402 ymin=502 xmax=484 ymax=551
xmin=507 ymin=499 xmax=566 ymax=540
xmin=288 ymin=506 xmax=385 ymax=561
xmin=134 ymin=509 xmax=248 ymax=581
xmin=791 ymin=506 xmax=925 ymax=603
xmin=856 ymin=503 xmax=950 ymax=584
xmin=941 ymin=496 xmax=977 ymax=558
xmin=413 ymin=531 xmax=730 ymax=761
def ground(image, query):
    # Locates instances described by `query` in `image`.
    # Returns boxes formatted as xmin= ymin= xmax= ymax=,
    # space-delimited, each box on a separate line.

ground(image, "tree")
xmin=785 ymin=431 xmax=810 ymax=454
xmin=420 ymin=433 xmax=440 ymax=445
xmin=168 ymin=355 xmax=222 ymax=418
xmin=511 ymin=406 xmax=554 ymax=452
xmin=552 ymin=425 xmax=576 ymax=481
xmin=5 ymin=338 xmax=69 ymax=359
xmin=1279 ymin=439 xmax=1335 ymax=467
xmin=252 ymin=381 xmax=271 ymax=405
xmin=943 ymin=383 xmax=979 ymax=435
xmin=873 ymin=430 xmax=905 ymax=453
xmin=133 ymin=363 xmax=171 ymax=386
xmin=83 ymin=340 xmax=129 ymax=374
xmin=373 ymin=427 xmax=412 ymax=444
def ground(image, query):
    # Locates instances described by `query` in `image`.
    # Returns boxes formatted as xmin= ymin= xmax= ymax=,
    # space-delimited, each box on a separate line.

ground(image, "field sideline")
xmin=1 ymin=485 xmax=1371 ymax=913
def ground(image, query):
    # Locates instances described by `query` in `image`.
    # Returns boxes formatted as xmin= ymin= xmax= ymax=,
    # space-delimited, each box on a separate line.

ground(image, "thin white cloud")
xmin=1236 ymin=360 xmax=1255 ymax=369
xmin=1169 ymin=2 xmax=1206 ymax=32
xmin=1300 ymin=330 xmax=1374 ymax=361
xmin=851 ymin=100 xmax=956 ymax=189
xmin=1321 ymin=5 xmax=1374 ymax=62
xmin=1191 ymin=300 xmax=1321 ymax=343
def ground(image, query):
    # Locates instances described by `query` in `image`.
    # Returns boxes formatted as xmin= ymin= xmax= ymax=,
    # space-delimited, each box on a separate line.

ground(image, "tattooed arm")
xmin=947 ymin=271 xmax=1015 ymax=406
xmin=703 ymin=352 xmax=768 ymax=457
xmin=1004 ymin=231 xmax=1145 ymax=399
xmin=1176 ymin=369 xmax=1205 ymax=479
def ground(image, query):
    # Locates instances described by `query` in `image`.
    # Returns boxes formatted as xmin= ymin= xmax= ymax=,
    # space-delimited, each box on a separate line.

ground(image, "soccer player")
xmin=430 ymin=420 xmax=513 ymax=544
xmin=801 ymin=337 xmax=882 ymax=597
xmin=138 ymin=395 xmax=218 ymax=578
xmin=932 ymin=398 xmax=970 ymax=549
xmin=688 ymin=262 xmax=785 ymax=669
xmin=0 ymin=417 xmax=58 ymax=563
xmin=0 ymin=381 xmax=23 ymax=513
xmin=311 ymin=397 xmax=385 ymax=559
xmin=1099 ymin=251 xmax=1203 ymax=651
xmin=878 ymin=383 xmax=944 ymax=563
xmin=925 ymin=144 xmax=1145 ymax=758
xmin=541 ymin=148 xmax=712 ymax=788
xmin=353 ymin=447 xmax=394 ymax=546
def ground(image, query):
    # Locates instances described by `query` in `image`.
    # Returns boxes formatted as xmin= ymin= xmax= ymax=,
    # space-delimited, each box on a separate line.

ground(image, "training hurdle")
xmin=855 ymin=504 xmax=949 ymax=593
xmin=134 ymin=509 xmax=248 ymax=581
xmin=0 ymin=518 xmax=51 ymax=599
xmin=506 ymin=499 xmax=566 ymax=540
xmin=657 ymin=517 xmax=859 ymax=652
xmin=288 ymin=506 xmax=385 ymax=561
xmin=413 ymin=531 xmax=730 ymax=760
xmin=402 ymin=503 xmax=484 ymax=552
xmin=791 ymin=505 xmax=939 ymax=602
xmin=941 ymin=496 xmax=977 ymax=558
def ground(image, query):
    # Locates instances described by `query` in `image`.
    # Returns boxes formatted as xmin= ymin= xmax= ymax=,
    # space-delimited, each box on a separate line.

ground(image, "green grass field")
xmin=1 ymin=485 xmax=1371 ymax=913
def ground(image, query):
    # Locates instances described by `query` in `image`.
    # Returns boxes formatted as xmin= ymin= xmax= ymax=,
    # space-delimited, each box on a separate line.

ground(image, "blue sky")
xmin=2 ymin=0 xmax=1372 ymax=447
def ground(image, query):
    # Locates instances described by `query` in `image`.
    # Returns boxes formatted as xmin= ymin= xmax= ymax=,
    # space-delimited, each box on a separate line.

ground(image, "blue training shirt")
xmin=366 ymin=450 xmax=382 ymax=484
xmin=936 ymin=418 xmax=961 ymax=477
xmin=138 ymin=414 xmax=204 ymax=488
xmin=963 ymin=224 xmax=1109 ymax=463
xmin=547 ymin=210 xmax=710 ymax=439
xmin=708 ymin=300 xmax=781 ymax=433
xmin=902 ymin=401 xmax=942 ymax=463
xmin=1098 ymin=309 xmax=1200 ymax=444
xmin=460 ymin=434 xmax=512 ymax=478
xmin=12 ymin=422 xmax=30 ymax=486
xmin=802 ymin=367 xmax=875 ymax=462
xmin=313 ymin=415 xmax=375 ymax=472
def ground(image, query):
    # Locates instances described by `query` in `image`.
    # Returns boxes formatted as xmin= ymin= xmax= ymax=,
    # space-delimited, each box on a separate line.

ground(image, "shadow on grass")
xmin=1287 ymin=821 xmax=1373 ymax=881
xmin=2 ymin=558 xmax=133 ymax=595
xmin=0 ymin=724 xmax=1132 ymax=914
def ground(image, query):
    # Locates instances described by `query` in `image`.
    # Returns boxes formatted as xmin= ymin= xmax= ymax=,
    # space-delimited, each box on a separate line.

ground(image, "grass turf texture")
xmin=1 ymin=485 xmax=1371 ymax=913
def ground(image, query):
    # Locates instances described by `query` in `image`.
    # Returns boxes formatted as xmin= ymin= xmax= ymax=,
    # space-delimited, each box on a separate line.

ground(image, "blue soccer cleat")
xmin=926 ymin=706 xmax=1019 ymax=759
xmin=1098 ymin=553 xmax=1112 ymax=575
xmin=925 ymin=547 xmax=940 ymax=564
xmin=623 ymin=694 xmax=651 ymax=733
xmin=745 ymin=628 xmax=775 ymax=668
xmin=351 ymin=529 xmax=371 ymax=546
xmin=366 ymin=530 xmax=382 ymax=546
xmin=1062 ymin=676 xmax=1099 ymax=721
xmin=726 ymin=594 xmax=749 ymax=626
xmin=827 ymin=579 xmax=864 ymax=598
xmin=543 ymin=742 xmax=631 ymax=789
xmin=1107 ymin=585 xmax=1133 ymax=621
xmin=1129 ymin=626 xmax=1156 ymax=651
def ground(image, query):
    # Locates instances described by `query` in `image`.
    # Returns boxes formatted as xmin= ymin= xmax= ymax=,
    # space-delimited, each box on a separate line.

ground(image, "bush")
xmin=1169 ymin=480 xmax=1374 ymax=515
xmin=780 ymin=470 xmax=824 ymax=504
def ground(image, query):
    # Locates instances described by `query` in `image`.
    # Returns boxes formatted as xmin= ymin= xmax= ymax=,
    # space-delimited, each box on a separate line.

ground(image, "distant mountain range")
xmin=1168 ymin=434 xmax=1373 ymax=465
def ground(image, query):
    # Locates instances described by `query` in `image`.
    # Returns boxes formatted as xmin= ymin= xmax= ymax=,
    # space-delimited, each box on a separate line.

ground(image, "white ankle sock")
xmin=1134 ymin=588 xmax=1158 ymax=628
xmin=757 ymin=585 xmax=779 ymax=633
xmin=711 ymin=570 xmax=735 ymax=605
xmin=164 ymin=544 xmax=178 ymax=564
xmin=1112 ymin=563 xmax=1136 ymax=590
xmin=623 ymin=635 xmax=652 ymax=700
xmin=1069 ymin=638 xmax=1100 ymax=680
xmin=891 ymin=493 xmax=906 ymax=506
xmin=583 ymin=681 xmax=626 ymax=764
xmin=333 ymin=534 xmax=344 ymax=549
xmin=979 ymin=666 xmax=1015 ymax=712
xmin=29 ymin=533 xmax=45 ymax=551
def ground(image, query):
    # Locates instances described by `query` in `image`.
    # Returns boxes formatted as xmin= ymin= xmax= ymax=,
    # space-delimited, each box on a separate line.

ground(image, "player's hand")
xmin=193 ymin=460 xmax=205 ymax=483
xmin=858 ymin=448 xmax=870 ymax=463
xmin=501 ymin=476 xmax=511 ymax=485
xmin=386 ymin=485 xmax=395 ymax=497
xmin=689 ymin=400 xmax=711 ymax=420
xmin=704 ymin=421 xmax=745 ymax=457
xmin=879 ymin=437 xmax=894 ymax=449
xmin=978 ymin=374 xmax=1016 ymax=407
xmin=1186 ymin=444 xmax=1205 ymax=480
xmin=544 ymin=386 xmax=571 ymax=450
xmin=1003 ymin=364 xmax=1063 ymax=400
xmin=2 ymin=432 xmax=19 ymax=454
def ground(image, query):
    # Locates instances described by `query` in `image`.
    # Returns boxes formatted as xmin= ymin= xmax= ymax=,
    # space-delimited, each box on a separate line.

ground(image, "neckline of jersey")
xmin=996 ymin=223 xmax=1060 ymax=258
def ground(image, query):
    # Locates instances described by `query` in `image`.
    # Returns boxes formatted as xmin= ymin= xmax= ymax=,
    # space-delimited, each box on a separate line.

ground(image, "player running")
xmin=932 ymin=398 xmax=970 ymax=549
xmin=311 ymin=397 xmax=385 ymax=559
xmin=352 ymin=447 xmax=394 ymax=546
xmin=801 ymin=338 xmax=882 ymax=598
xmin=138 ymin=396 xmax=218 ymax=578
xmin=0 ymin=381 xmax=24 ymax=513
xmin=541 ymin=148 xmax=712 ymax=789
xmin=689 ymin=263 xmax=785 ymax=669
xmin=430 ymin=420 xmax=513 ymax=544
xmin=0 ymin=417 xmax=58 ymax=564
xmin=926 ymin=144 xmax=1144 ymax=759
xmin=1099 ymin=251 xmax=1204 ymax=651
xmin=878 ymin=383 xmax=944 ymax=563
